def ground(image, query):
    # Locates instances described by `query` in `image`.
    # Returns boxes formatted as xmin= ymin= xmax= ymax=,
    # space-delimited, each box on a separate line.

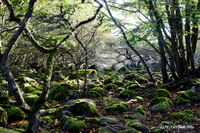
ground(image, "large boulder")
xmin=150 ymin=97 xmax=173 ymax=113
xmin=48 ymin=82 xmax=70 ymax=101
xmin=66 ymin=99 xmax=99 ymax=117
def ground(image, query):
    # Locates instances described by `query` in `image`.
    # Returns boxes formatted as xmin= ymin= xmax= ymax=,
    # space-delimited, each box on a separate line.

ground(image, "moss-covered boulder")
xmin=177 ymin=90 xmax=200 ymax=103
xmin=118 ymin=90 xmax=135 ymax=99
xmin=171 ymin=109 xmax=200 ymax=121
xmin=66 ymin=99 xmax=99 ymax=117
xmin=175 ymin=97 xmax=193 ymax=105
xmin=62 ymin=117 xmax=87 ymax=132
xmin=0 ymin=107 xmax=7 ymax=125
xmin=105 ymin=100 xmax=128 ymax=113
xmin=49 ymin=83 xmax=70 ymax=101
xmin=23 ymin=93 xmax=39 ymax=106
xmin=155 ymin=89 xmax=171 ymax=98
xmin=150 ymin=97 xmax=173 ymax=113
xmin=88 ymin=87 xmax=104 ymax=98
xmin=85 ymin=117 xmax=105 ymax=126
xmin=104 ymin=83 xmax=118 ymax=90
xmin=133 ymin=105 xmax=146 ymax=115
xmin=150 ymin=97 xmax=173 ymax=106
xmin=7 ymin=107 xmax=25 ymax=122
xmin=127 ymin=122 xmax=149 ymax=133
xmin=0 ymin=127 xmax=20 ymax=133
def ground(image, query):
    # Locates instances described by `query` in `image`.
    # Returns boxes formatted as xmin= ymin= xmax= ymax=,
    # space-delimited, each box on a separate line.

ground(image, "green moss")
xmin=127 ymin=122 xmax=148 ymax=132
xmin=23 ymin=93 xmax=39 ymax=106
xmin=68 ymin=99 xmax=99 ymax=117
xmin=136 ymin=76 xmax=148 ymax=84
xmin=105 ymin=100 xmax=128 ymax=113
xmin=68 ymin=69 xmax=97 ymax=79
xmin=155 ymin=89 xmax=171 ymax=98
xmin=113 ymin=80 xmax=124 ymax=87
xmin=7 ymin=107 xmax=25 ymax=122
xmin=150 ymin=127 xmax=168 ymax=133
xmin=127 ymin=84 xmax=141 ymax=90
xmin=171 ymin=109 xmax=199 ymax=121
xmin=155 ymin=115 xmax=162 ymax=119
xmin=150 ymin=97 xmax=173 ymax=106
xmin=64 ymin=117 xmax=87 ymax=132
xmin=87 ymin=82 xmax=99 ymax=89
xmin=85 ymin=117 xmax=105 ymax=125
xmin=146 ymin=82 xmax=156 ymax=88
xmin=133 ymin=105 xmax=146 ymax=115
xmin=0 ymin=107 xmax=7 ymax=124
xmin=0 ymin=127 xmax=20 ymax=133
xmin=124 ymin=73 xmax=139 ymax=81
xmin=89 ymin=87 xmax=104 ymax=98
xmin=48 ymin=83 xmax=69 ymax=101
xmin=176 ymin=90 xmax=200 ymax=104
xmin=117 ymin=129 xmax=141 ymax=133
xmin=104 ymin=83 xmax=118 ymax=90
xmin=159 ymin=121 xmax=175 ymax=126
xmin=41 ymin=116 xmax=53 ymax=123
xmin=118 ymin=90 xmax=135 ymax=98
xmin=175 ymin=97 xmax=193 ymax=105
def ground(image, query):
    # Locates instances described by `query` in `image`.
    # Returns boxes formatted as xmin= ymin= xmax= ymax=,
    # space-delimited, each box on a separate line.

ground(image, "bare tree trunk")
xmin=26 ymin=52 xmax=55 ymax=133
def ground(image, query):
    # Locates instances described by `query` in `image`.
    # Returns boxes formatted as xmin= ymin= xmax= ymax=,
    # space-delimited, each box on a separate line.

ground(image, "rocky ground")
xmin=0 ymin=67 xmax=200 ymax=133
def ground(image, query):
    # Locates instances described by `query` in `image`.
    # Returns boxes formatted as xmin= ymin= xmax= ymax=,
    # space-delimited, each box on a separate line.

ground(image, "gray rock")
xmin=100 ymin=117 xmax=119 ymax=125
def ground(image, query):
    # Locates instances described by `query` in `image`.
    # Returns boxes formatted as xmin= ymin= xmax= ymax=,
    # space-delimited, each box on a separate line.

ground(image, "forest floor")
xmin=1 ymin=68 xmax=200 ymax=133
